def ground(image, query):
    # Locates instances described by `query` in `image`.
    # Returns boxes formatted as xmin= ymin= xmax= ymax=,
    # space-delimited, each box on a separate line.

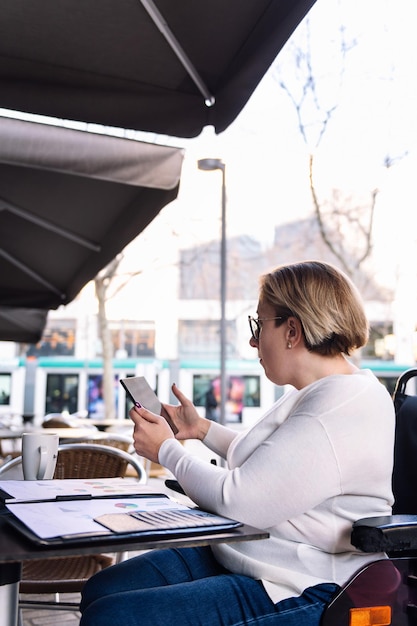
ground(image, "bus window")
xmin=0 ymin=373 xmax=11 ymax=405
xmin=45 ymin=374 xmax=78 ymax=414
xmin=87 ymin=374 xmax=119 ymax=419
xmin=193 ymin=374 xmax=260 ymax=423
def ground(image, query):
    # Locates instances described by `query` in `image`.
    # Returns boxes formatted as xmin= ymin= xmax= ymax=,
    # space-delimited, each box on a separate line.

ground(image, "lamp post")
xmin=197 ymin=158 xmax=227 ymax=426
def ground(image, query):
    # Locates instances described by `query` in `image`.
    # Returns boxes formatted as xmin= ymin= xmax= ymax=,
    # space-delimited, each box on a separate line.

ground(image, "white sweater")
xmin=159 ymin=370 xmax=395 ymax=603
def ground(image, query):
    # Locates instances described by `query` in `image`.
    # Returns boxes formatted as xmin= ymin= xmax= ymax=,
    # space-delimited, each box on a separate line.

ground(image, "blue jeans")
xmin=80 ymin=547 xmax=339 ymax=626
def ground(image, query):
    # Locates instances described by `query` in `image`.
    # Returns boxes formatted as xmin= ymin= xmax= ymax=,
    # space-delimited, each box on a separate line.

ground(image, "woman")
xmin=80 ymin=260 xmax=395 ymax=626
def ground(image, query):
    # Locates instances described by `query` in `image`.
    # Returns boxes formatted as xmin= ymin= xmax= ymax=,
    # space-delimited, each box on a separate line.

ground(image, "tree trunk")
xmin=95 ymin=276 xmax=116 ymax=421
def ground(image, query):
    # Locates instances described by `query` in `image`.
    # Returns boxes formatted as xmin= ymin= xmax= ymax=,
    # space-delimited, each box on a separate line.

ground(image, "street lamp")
xmin=197 ymin=158 xmax=227 ymax=426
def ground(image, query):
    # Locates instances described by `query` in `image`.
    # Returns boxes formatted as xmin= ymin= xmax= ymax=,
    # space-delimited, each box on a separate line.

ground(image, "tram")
xmin=0 ymin=356 xmax=410 ymax=427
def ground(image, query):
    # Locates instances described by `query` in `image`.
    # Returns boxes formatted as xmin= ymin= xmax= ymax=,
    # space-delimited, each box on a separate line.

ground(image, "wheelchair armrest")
xmin=164 ymin=479 xmax=186 ymax=495
xmin=351 ymin=515 xmax=417 ymax=552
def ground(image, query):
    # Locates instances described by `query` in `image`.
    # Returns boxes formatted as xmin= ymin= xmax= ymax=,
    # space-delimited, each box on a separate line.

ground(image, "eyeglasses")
xmin=248 ymin=315 xmax=283 ymax=342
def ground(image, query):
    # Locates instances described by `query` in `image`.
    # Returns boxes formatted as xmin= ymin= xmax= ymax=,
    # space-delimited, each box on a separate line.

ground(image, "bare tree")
xmin=94 ymin=254 xmax=145 ymax=420
xmin=273 ymin=17 xmax=381 ymax=285
xmin=94 ymin=256 xmax=123 ymax=420
xmin=309 ymin=166 xmax=378 ymax=289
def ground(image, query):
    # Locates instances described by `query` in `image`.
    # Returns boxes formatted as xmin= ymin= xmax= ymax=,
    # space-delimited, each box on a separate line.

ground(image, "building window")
xmin=363 ymin=322 xmax=395 ymax=360
xmin=26 ymin=320 xmax=76 ymax=357
xmin=109 ymin=321 xmax=155 ymax=357
xmin=179 ymin=320 xmax=237 ymax=359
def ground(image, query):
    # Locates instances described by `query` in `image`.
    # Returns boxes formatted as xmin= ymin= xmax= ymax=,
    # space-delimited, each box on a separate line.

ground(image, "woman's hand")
xmin=162 ymin=384 xmax=211 ymax=441
xmin=129 ymin=405 xmax=174 ymax=464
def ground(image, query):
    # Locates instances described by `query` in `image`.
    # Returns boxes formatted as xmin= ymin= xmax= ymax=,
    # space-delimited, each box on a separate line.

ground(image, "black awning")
xmin=0 ymin=0 xmax=316 ymax=137
xmin=0 ymin=306 xmax=48 ymax=343
xmin=0 ymin=117 xmax=184 ymax=311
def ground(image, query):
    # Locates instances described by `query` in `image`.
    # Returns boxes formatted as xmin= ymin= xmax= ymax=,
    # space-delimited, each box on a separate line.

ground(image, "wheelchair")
xmin=166 ymin=368 xmax=417 ymax=625
xmin=322 ymin=367 xmax=417 ymax=626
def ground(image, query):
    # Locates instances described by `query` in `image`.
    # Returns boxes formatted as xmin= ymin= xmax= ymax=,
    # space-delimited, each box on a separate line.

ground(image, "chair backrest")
xmin=64 ymin=432 xmax=133 ymax=452
xmin=42 ymin=414 xmax=74 ymax=428
xmin=42 ymin=413 xmax=98 ymax=430
xmin=0 ymin=442 xmax=146 ymax=482
xmin=392 ymin=367 xmax=417 ymax=514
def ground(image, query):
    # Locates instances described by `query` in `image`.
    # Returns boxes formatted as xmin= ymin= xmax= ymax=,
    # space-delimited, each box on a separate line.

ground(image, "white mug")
xmin=22 ymin=432 xmax=59 ymax=480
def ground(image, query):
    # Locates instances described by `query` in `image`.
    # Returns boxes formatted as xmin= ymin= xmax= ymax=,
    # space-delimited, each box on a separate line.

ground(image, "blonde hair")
xmin=259 ymin=261 xmax=369 ymax=356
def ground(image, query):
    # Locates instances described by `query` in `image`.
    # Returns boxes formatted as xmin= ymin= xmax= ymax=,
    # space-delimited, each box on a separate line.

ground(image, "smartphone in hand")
xmin=120 ymin=376 xmax=178 ymax=434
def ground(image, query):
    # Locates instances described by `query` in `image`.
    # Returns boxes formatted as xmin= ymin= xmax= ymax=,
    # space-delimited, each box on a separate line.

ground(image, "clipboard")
xmin=3 ymin=486 xmax=242 ymax=546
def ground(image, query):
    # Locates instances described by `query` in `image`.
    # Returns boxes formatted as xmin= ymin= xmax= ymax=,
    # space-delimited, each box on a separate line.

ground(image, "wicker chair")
xmin=0 ymin=443 xmax=146 ymax=612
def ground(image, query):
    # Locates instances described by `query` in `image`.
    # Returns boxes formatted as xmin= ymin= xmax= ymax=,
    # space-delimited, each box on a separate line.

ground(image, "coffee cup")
xmin=22 ymin=432 xmax=59 ymax=480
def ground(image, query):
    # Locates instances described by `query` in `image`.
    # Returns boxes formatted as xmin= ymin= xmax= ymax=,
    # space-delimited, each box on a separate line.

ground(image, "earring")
xmin=287 ymin=342 xmax=292 ymax=349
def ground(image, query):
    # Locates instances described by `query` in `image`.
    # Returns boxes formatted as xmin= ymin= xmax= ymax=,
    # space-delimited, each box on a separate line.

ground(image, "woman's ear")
xmin=287 ymin=317 xmax=302 ymax=346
